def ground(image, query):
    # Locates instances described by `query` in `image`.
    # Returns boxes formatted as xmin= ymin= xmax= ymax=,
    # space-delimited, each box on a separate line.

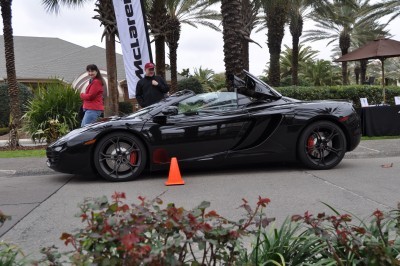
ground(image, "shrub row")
xmin=177 ymin=77 xmax=205 ymax=94
xmin=277 ymin=85 xmax=400 ymax=108
xmin=0 ymin=83 xmax=33 ymax=128
xmin=2 ymin=193 xmax=400 ymax=265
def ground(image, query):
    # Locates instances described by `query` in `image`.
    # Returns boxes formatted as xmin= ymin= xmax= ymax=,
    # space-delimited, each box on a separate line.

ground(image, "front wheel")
xmin=93 ymin=132 xmax=147 ymax=181
xmin=297 ymin=121 xmax=347 ymax=170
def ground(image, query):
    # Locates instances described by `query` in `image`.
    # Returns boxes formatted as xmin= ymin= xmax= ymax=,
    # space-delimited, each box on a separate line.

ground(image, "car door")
xmin=142 ymin=92 xmax=251 ymax=163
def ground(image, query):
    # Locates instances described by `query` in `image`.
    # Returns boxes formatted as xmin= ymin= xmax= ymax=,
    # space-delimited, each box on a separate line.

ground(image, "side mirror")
xmin=161 ymin=106 xmax=178 ymax=116
xmin=153 ymin=115 xmax=167 ymax=125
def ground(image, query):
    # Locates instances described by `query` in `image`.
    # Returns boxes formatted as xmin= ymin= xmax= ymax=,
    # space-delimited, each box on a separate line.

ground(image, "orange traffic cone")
xmin=165 ymin=157 xmax=185 ymax=186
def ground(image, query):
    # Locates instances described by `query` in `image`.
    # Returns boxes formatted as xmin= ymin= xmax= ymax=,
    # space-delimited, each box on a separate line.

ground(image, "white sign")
xmin=395 ymin=96 xmax=400 ymax=105
xmin=360 ymin=98 xmax=369 ymax=107
xmin=113 ymin=0 xmax=153 ymax=98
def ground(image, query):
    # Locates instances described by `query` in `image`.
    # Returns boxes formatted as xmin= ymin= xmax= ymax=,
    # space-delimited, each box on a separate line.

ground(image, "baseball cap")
xmin=145 ymin=62 xmax=155 ymax=70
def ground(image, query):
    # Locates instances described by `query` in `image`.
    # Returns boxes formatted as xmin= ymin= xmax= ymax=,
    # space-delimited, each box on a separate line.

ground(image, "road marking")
xmin=0 ymin=170 xmax=16 ymax=175
xmin=357 ymin=145 xmax=381 ymax=153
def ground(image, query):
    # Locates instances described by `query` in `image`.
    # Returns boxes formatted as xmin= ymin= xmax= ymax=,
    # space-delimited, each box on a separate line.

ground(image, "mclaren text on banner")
xmin=113 ymin=0 xmax=153 ymax=99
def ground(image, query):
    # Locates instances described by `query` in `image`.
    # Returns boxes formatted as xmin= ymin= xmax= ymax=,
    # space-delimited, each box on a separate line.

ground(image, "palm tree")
xmin=193 ymin=66 xmax=215 ymax=91
xmin=43 ymin=0 xmax=119 ymax=116
xmin=303 ymin=0 xmax=388 ymax=85
xmin=261 ymin=0 xmax=290 ymax=87
xmin=147 ymin=0 xmax=168 ymax=79
xmin=287 ymin=0 xmax=327 ymax=86
xmin=1 ymin=0 xmax=20 ymax=149
xmin=280 ymin=44 xmax=318 ymax=80
xmin=164 ymin=0 xmax=220 ymax=93
xmin=301 ymin=59 xmax=341 ymax=86
xmin=220 ymin=0 xmax=244 ymax=90
xmin=240 ymin=0 xmax=262 ymax=71
xmin=382 ymin=0 xmax=400 ymax=23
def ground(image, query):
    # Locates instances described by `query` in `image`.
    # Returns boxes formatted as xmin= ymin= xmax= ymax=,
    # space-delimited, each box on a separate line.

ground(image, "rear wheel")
xmin=298 ymin=121 xmax=346 ymax=170
xmin=94 ymin=132 xmax=147 ymax=181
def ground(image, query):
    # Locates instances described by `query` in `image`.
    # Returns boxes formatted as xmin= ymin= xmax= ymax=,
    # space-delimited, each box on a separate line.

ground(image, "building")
xmin=0 ymin=35 xmax=179 ymax=111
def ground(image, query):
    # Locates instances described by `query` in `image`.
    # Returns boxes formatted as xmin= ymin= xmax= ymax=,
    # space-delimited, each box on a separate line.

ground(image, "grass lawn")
xmin=0 ymin=149 xmax=46 ymax=158
xmin=361 ymin=135 xmax=400 ymax=140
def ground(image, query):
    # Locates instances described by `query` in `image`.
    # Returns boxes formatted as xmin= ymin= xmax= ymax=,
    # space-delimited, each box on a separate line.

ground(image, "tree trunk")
xmin=106 ymin=33 xmax=118 ymax=116
xmin=165 ymin=18 xmax=180 ymax=93
xmin=241 ymin=39 xmax=249 ymax=71
xmin=290 ymin=15 xmax=303 ymax=86
xmin=149 ymin=0 xmax=167 ymax=80
xmin=241 ymin=0 xmax=250 ymax=71
xmin=339 ymin=32 xmax=350 ymax=85
xmin=1 ymin=0 xmax=20 ymax=149
xmin=221 ymin=0 xmax=244 ymax=90
xmin=155 ymin=36 xmax=166 ymax=79
xmin=360 ymin=59 xmax=368 ymax=84
xmin=265 ymin=4 xmax=288 ymax=87
xmin=96 ymin=0 xmax=118 ymax=116
xmin=354 ymin=64 xmax=361 ymax=84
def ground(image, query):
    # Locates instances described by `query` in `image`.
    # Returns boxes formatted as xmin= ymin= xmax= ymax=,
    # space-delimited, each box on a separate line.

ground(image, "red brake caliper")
xmin=307 ymin=136 xmax=315 ymax=154
xmin=130 ymin=152 xmax=137 ymax=165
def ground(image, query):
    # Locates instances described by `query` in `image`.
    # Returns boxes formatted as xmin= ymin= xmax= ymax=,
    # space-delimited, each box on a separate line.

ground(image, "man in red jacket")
xmin=80 ymin=64 xmax=105 ymax=126
xmin=135 ymin=62 xmax=169 ymax=108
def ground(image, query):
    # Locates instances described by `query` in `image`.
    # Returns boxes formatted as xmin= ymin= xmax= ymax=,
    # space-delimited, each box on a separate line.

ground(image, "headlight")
xmin=54 ymin=146 xmax=63 ymax=152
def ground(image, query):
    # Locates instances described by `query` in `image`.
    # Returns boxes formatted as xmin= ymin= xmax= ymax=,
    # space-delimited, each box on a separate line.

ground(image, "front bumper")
xmin=46 ymin=142 xmax=94 ymax=175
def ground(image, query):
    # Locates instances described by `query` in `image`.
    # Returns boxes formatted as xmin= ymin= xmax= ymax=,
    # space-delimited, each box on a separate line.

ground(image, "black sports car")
xmin=47 ymin=71 xmax=361 ymax=181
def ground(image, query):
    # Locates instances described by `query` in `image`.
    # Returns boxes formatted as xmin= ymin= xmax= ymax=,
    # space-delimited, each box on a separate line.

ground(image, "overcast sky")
xmin=3 ymin=1 xmax=400 ymax=76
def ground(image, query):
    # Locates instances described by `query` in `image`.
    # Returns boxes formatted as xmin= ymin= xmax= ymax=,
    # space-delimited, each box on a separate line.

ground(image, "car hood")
xmin=232 ymin=70 xmax=282 ymax=100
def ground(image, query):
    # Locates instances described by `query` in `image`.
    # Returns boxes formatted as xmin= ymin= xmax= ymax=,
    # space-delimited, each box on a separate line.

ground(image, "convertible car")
xmin=47 ymin=71 xmax=361 ymax=181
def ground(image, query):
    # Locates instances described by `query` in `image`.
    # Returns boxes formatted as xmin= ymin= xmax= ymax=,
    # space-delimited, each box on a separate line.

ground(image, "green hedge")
xmin=0 ymin=127 xmax=9 ymax=136
xmin=276 ymin=85 xmax=400 ymax=108
xmin=118 ymin=101 xmax=133 ymax=115
xmin=177 ymin=77 xmax=204 ymax=94
xmin=0 ymin=83 xmax=33 ymax=128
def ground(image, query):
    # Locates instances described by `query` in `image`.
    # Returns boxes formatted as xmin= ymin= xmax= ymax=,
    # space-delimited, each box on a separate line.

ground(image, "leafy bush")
xmin=0 ymin=211 xmax=23 ymax=266
xmin=58 ymin=192 xmax=271 ymax=265
xmin=22 ymin=83 xmax=81 ymax=143
xmin=277 ymin=85 xmax=400 ymax=108
xmin=3 ymin=196 xmax=400 ymax=265
xmin=0 ymin=242 xmax=26 ymax=266
xmin=118 ymin=101 xmax=133 ymax=115
xmin=177 ymin=77 xmax=205 ymax=94
xmin=291 ymin=205 xmax=400 ymax=265
xmin=0 ymin=82 xmax=33 ymax=128
xmin=0 ymin=127 xmax=9 ymax=136
xmin=243 ymin=218 xmax=330 ymax=265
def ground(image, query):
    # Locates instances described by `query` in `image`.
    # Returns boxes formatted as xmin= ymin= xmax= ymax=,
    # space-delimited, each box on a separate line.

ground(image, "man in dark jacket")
xmin=135 ymin=62 xmax=169 ymax=108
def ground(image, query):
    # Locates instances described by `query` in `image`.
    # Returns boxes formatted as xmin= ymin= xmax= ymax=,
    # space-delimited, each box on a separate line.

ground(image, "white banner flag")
xmin=113 ymin=0 xmax=153 ymax=99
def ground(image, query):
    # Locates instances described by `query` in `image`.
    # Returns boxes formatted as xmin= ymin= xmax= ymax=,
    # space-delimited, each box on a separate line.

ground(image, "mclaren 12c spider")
xmin=47 ymin=70 xmax=361 ymax=181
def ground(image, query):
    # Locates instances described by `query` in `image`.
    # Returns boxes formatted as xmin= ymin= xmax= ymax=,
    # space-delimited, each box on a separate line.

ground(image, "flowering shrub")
xmin=3 ymin=198 xmax=400 ymax=265
xmin=292 ymin=204 xmax=400 ymax=265
xmin=59 ymin=192 xmax=272 ymax=265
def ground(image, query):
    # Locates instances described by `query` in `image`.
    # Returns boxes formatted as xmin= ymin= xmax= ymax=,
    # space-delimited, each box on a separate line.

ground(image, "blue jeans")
xmin=81 ymin=110 xmax=102 ymax=127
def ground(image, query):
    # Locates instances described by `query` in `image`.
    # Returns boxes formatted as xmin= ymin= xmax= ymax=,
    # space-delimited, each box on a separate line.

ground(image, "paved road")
xmin=0 ymin=139 xmax=399 ymax=259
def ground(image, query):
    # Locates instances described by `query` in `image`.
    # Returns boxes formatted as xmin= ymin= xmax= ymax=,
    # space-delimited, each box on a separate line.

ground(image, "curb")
xmin=2 ymin=152 xmax=399 ymax=178
xmin=14 ymin=169 xmax=56 ymax=177
xmin=0 ymin=168 xmax=55 ymax=177
xmin=345 ymin=151 xmax=400 ymax=159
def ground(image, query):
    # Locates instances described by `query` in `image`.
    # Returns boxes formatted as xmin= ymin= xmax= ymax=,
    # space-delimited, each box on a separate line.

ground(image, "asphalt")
xmin=0 ymin=138 xmax=399 ymax=177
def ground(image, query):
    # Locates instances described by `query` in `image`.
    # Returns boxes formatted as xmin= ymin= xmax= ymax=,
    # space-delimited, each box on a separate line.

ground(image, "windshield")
xmin=125 ymin=104 xmax=158 ymax=118
xmin=232 ymin=70 xmax=282 ymax=100
xmin=175 ymin=91 xmax=250 ymax=115
xmin=125 ymin=89 xmax=196 ymax=118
